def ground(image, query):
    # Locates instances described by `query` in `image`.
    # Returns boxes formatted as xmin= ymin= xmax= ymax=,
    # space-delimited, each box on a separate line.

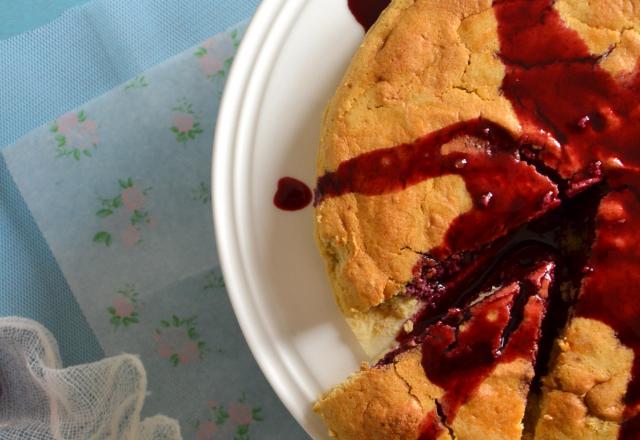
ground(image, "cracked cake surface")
xmin=314 ymin=260 xmax=554 ymax=440
xmin=313 ymin=0 xmax=640 ymax=438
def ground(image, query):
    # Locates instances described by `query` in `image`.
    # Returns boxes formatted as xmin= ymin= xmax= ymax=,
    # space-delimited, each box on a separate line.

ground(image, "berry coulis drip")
xmin=418 ymin=262 xmax=552 ymax=439
xmin=494 ymin=1 xmax=640 ymax=436
xmin=347 ymin=0 xmax=391 ymax=31
xmin=316 ymin=118 xmax=559 ymax=258
xmin=495 ymin=0 xmax=640 ymax=189
xmin=273 ymin=177 xmax=312 ymax=211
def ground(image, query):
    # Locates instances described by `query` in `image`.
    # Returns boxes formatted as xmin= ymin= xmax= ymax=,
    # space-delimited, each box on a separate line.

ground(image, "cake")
xmin=315 ymin=256 xmax=554 ymax=440
xmin=313 ymin=0 xmax=640 ymax=438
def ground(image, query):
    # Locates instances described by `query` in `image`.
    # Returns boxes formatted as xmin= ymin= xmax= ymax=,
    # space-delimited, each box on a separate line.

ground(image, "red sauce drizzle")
xmin=418 ymin=411 xmax=445 ymax=440
xmin=273 ymin=177 xmax=312 ymax=211
xmin=418 ymin=262 xmax=552 ymax=438
xmin=494 ymin=2 xmax=640 ymax=436
xmin=347 ymin=0 xmax=391 ymax=31
xmin=495 ymin=0 xmax=640 ymax=188
xmin=316 ymin=119 xmax=559 ymax=258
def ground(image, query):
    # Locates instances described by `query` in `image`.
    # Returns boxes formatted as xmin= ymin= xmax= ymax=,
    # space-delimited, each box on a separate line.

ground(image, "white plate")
xmin=213 ymin=0 xmax=368 ymax=438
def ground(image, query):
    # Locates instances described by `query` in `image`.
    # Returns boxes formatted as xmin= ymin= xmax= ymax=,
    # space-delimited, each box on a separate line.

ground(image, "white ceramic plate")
xmin=213 ymin=0 xmax=368 ymax=438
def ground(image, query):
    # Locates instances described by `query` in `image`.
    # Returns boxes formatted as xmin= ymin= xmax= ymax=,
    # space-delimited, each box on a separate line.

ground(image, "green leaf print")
xmin=195 ymin=47 xmax=207 ymax=57
xmin=93 ymin=231 xmax=112 ymax=246
xmin=55 ymin=134 xmax=66 ymax=147
xmin=96 ymin=209 xmax=113 ymax=218
xmin=252 ymin=407 xmax=264 ymax=422
xmin=124 ymin=75 xmax=149 ymax=90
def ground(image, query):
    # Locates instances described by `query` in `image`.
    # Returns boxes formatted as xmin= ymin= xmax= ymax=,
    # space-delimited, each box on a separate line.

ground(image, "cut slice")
xmin=315 ymin=259 xmax=554 ymax=440
xmin=534 ymin=190 xmax=640 ymax=439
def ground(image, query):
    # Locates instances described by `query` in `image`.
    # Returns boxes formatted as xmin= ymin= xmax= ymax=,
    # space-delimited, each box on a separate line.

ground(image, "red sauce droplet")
xmin=273 ymin=177 xmax=312 ymax=211
xmin=347 ymin=0 xmax=391 ymax=31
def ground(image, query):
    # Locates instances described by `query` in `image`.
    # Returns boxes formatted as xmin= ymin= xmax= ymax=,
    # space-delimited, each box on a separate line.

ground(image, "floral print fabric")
xmin=2 ymin=22 xmax=304 ymax=439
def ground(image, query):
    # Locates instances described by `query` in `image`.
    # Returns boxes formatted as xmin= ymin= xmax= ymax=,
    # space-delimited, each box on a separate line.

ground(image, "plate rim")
xmin=212 ymin=0 xmax=326 ymax=438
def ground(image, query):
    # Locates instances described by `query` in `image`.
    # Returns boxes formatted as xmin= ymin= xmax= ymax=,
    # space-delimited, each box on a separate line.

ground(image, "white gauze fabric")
xmin=0 ymin=317 xmax=181 ymax=440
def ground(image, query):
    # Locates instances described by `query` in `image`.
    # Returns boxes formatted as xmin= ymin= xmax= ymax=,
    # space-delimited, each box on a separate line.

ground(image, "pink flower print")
xmin=196 ymin=420 xmax=217 ymax=440
xmin=177 ymin=340 xmax=200 ymax=364
xmin=196 ymin=30 xmax=240 ymax=80
xmin=155 ymin=316 xmax=206 ymax=366
xmin=107 ymin=284 xmax=140 ymax=329
xmin=199 ymin=55 xmax=223 ymax=77
xmin=57 ymin=112 xmax=79 ymax=135
xmin=121 ymin=224 xmax=140 ymax=248
xmin=154 ymin=332 xmax=173 ymax=359
xmin=229 ymin=403 xmax=253 ymax=426
xmin=172 ymin=113 xmax=195 ymax=133
xmin=155 ymin=328 xmax=195 ymax=363
xmin=170 ymin=99 xmax=203 ymax=144
xmin=52 ymin=110 xmax=99 ymax=160
xmin=113 ymin=296 xmax=134 ymax=318
xmin=61 ymin=112 xmax=98 ymax=147
xmin=94 ymin=178 xmax=154 ymax=248
xmin=122 ymin=187 xmax=145 ymax=212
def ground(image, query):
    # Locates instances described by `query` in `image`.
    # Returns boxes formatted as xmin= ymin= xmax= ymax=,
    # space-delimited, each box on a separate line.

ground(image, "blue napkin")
xmin=1 ymin=0 xmax=307 ymax=438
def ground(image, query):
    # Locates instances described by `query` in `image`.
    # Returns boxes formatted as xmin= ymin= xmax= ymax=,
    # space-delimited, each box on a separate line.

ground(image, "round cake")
xmin=313 ymin=0 xmax=640 ymax=439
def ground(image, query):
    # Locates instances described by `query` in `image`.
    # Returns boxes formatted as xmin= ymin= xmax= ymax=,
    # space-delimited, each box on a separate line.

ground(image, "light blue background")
xmin=0 ymin=0 xmax=90 ymax=39
xmin=0 ymin=0 xmax=259 ymax=366
xmin=1 ymin=2 xmax=309 ymax=437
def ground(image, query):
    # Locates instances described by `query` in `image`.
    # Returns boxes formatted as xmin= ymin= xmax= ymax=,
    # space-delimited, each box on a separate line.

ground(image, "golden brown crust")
xmin=533 ymin=318 xmax=633 ymax=439
xmin=314 ymin=273 xmax=551 ymax=440
xmin=314 ymin=350 xmax=444 ymax=440
xmin=314 ymin=349 xmax=534 ymax=440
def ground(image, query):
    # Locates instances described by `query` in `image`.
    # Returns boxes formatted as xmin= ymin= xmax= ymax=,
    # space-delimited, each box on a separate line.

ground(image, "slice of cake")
xmin=315 ymin=259 xmax=554 ymax=440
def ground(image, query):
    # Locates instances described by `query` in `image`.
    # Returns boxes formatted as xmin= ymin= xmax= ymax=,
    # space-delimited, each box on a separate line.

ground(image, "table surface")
xmin=0 ymin=1 xmax=309 ymax=438
xmin=0 ymin=0 xmax=261 ymax=365
xmin=0 ymin=0 xmax=90 ymax=39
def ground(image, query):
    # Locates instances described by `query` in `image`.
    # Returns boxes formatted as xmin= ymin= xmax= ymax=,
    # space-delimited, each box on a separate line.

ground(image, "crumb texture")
xmin=533 ymin=318 xmax=633 ymax=439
